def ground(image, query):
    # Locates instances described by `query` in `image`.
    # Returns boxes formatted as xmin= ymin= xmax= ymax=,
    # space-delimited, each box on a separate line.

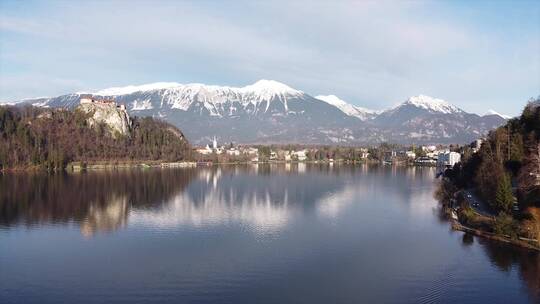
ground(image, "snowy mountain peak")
xmin=401 ymin=95 xmax=462 ymax=114
xmin=95 ymin=82 xmax=182 ymax=96
xmin=485 ymin=109 xmax=511 ymax=119
xmin=315 ymin=95 xmax=348 ymax=107
xmin=315 ymin=95 xmax=377 ymax=121
xmin=240 ymin=79 xmax=302 ymax=96
xmin=92 ymin=79 xmax=302 ymax=99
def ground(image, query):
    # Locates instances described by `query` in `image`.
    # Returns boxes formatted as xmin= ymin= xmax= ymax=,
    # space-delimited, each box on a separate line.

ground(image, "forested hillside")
xmin=0 ymin=106 xmax=191 ymax=170
xmin=442 ymin=97 xmax=540 ymax=242
xmin=449 ymin=97 xmax=539 ymax=211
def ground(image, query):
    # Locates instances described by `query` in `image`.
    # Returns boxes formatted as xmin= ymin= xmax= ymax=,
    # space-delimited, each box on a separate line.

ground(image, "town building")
xmin=405 ymin=151 xmax=416 ymax=159
xmin=284 ymin=150 xmax=308 ymax=162
xmin=422 ymin=145 xmax=437 ymax=152
xmin=294 ymin=150 xmax=307 ymax=161
xmin=226 ymin=148 xmax=241 ymax=156
xmin=195 ymin=136 xmax=222 ymax=155
xmin=195 ymin=146 xmax=213 ymax=155
xmin=437 ymin=151 xmax=461 ymax=168
xmin=362 ymin=148 xmax=370 ymax=159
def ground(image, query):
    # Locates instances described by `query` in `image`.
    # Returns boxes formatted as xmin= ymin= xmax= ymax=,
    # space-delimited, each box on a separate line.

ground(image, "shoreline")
xmin=451 ymin=219 xmax=540 ymax=252
xmin=1 ymin=159 xmax=427 ymax=172
xmin=440 ymin=201 xmax=540 ymax=252
xmin=0 ymin=161 xmax=197 ymax=173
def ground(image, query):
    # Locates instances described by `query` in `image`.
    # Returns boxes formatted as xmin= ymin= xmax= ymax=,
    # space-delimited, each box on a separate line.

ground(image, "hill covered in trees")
xmin=442 ymin=97 xmax=540 ymax=242
xmin=0 ymin=105 xmax=191 ymax=170
xmin=449 ymin=97 xmax=539 ymax=210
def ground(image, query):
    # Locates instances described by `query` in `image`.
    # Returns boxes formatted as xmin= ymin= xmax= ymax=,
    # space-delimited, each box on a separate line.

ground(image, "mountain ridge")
xmin=12 ymin=80 xmax=508 ymax=145
xmin=16 ymin=80 xmax=508 ymax=117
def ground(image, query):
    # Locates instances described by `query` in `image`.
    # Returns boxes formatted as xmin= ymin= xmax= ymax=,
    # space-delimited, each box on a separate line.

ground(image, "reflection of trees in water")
xmin=461 ymin=233 xmax=474 ymax=247
xmin=0 ymin=164 xmax=437 ymax=235
xmin=475 ymin=237 xmax=540 ymax=301
xmin=0 ymin=169 xmax=195 ymax=234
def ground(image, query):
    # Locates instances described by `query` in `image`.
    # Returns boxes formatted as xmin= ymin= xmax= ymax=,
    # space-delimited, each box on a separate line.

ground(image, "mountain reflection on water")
xmin=0 ymin=164 xmax=538 ymax=302
xmin=0 ymin=164 xmax=428 ymax=235
xmin=130 ymin=164 xmax=370 ymax=234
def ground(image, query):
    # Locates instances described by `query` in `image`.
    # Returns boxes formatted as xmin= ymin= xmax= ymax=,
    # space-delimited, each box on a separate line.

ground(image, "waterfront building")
xmin=405 ymin=151 xmax=416 ymax=159
xmin=294 ymin=150 xmax=307 ymax=161
xmin=226 ymin=148 xmax=240 ymax=156
xmin=437 ymin=151 xmax=461 ymax=168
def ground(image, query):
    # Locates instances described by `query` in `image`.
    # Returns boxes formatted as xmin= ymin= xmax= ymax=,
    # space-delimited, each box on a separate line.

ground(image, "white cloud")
xmin=0 ymin=1 xmax=538 ymax=115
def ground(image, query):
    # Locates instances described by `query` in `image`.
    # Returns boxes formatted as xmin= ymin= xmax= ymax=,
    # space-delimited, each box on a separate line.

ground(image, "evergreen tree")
xmin=495 ymin=173 xmax=514 ymax=213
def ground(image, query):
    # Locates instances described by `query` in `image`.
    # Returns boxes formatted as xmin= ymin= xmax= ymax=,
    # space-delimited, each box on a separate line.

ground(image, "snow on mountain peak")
xmin=88 ymin=80 xmax=306 ymax=117
xmin=316 ymin=95 xmax=347 ymax=107
xmin=95 ymin=82 xmax=182 ymax=96
xmin=93 ymin=79 xmax=302 ymax=99
xmin=402 ymin=95 xmax=461 ymax=114
xmin=240 ymin=79 xmax=302 ymax=96
xmin=315 ymin=95 xmax=376 ymax=120
xmin=485 ymin=109 xmax=511 ymax=119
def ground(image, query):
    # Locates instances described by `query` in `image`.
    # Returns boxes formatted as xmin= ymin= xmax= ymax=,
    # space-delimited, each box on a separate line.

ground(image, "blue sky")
xmin=0 ymin=0 xmax=539 ymax=116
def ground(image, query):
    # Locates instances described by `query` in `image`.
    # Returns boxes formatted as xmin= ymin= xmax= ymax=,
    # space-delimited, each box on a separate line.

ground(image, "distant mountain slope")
xmin=485 ymin=109 xmax=512 ymax=119
xmin=14 ymin=80 xmax=507 ymax=145
xmin=315 ymin=95 xmax=378 ymax=121
xmin=372 ymin=95 xmax=505 ymax=142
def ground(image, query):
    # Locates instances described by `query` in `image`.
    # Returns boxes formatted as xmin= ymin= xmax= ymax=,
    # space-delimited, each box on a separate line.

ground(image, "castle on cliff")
xmin=78 ymin=94 xmax=131 ymax=137
xmin=80 ymin=94 xmax=126 ymax=110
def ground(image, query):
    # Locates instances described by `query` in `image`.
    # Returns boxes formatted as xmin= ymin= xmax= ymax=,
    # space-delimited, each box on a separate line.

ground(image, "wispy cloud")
xmin=0 ymin=0 xmax=538 ymax=115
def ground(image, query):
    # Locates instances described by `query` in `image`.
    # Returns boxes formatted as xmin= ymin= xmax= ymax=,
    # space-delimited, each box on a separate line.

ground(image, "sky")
xmin=0 ymin=0 xmax=539 ymax=116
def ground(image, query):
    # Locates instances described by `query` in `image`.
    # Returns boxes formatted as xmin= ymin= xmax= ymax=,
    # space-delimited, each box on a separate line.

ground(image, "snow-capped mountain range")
xmin=83 ymin=80 xmax=305 ymax=117
xmin=392 ymin=95 xmax=462 ymax=114
xmin=12 ymin=80 xmax=508 ymax=144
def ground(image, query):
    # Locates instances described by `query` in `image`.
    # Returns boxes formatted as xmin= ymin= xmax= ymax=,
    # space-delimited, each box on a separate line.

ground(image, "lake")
xmin=1 ymin=164 xmax=538 ymax=303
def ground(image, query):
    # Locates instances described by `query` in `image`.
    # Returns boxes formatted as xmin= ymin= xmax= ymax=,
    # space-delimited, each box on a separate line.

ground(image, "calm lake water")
xmin=1 ymin=164 xmax=538 ymax=303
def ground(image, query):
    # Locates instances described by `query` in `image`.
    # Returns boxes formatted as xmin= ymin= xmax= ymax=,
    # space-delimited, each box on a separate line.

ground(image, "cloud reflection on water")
xmin=129 ymin=165 xmax=354 ymax=235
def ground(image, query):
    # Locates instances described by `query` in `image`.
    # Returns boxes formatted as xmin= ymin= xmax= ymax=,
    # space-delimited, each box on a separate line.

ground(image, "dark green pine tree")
xmin=495 ymin=173 xmax=514 ymax=213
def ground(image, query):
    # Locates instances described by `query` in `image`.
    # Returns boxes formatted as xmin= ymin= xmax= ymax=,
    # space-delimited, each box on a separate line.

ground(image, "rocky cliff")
xmin=77 ymin=102 xmax=132 ymax=137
